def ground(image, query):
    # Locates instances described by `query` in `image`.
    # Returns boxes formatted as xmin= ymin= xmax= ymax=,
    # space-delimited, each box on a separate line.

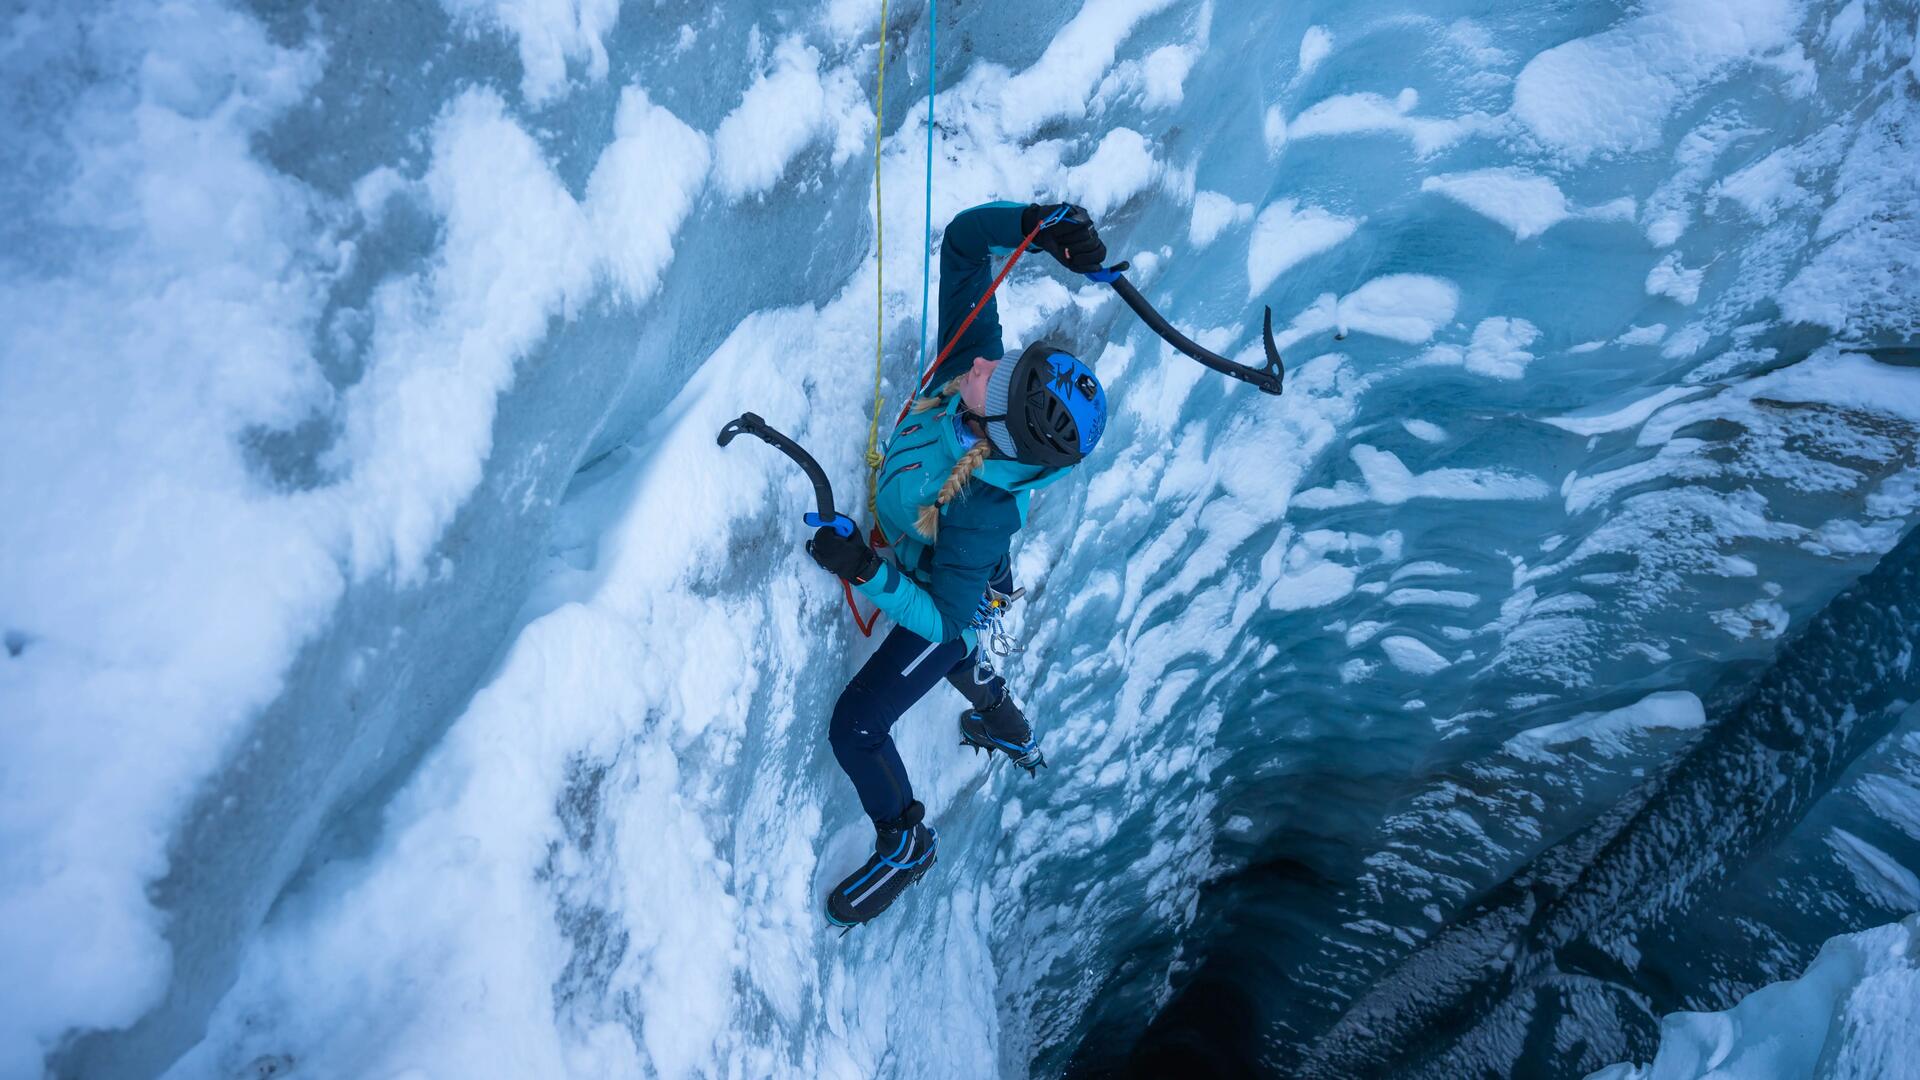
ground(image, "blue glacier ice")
xmin=2 ymin=0 xmax=1918 ymax=1077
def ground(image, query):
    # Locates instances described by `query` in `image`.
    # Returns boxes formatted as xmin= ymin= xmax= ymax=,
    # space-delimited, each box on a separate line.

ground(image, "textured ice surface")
xmin=1421 ymin=168 xmax=1635 ymax=241
xmin=1589 ymin=915 xmax=1920 ymax=1080
xmin=1246 ymin=199 xmax=1360 ymax=297
xmin=1511 ymin=0 xmax=1804 ymax=159
xmin=1503 ymin=690 xmax=1705 ymax=763
xmin=1188 ymin=190 xmax=1253 ymax=248
xmin=5 ymin=0 xmax=1920 ymax=1077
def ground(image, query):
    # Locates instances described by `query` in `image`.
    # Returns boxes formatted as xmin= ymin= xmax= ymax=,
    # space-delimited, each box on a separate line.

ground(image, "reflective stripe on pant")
xmin=828 ymin=600 xmax=1008 ymax=823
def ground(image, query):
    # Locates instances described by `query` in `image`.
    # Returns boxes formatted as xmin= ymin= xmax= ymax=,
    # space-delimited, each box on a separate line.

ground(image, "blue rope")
xmin=916 ymin=0 xmax=937 ymax=370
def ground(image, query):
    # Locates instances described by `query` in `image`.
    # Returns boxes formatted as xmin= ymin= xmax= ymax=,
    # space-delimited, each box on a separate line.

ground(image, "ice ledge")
xmin=1589 ymin=914 xmax=1920 ymax=1080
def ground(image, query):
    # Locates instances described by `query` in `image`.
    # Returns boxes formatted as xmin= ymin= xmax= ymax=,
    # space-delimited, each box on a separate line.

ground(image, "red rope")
xmin=846 ymin=218 xmax=1049 ymax=637
xmin=892 ymin=219 xmax=1048 ymax=425
xmin=842 ymin=578 xmax=881 ymax=635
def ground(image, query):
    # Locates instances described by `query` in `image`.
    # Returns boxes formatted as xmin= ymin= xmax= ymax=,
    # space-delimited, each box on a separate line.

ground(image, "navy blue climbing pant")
xmin=829 ymin=618 xmax=1007 ymax=824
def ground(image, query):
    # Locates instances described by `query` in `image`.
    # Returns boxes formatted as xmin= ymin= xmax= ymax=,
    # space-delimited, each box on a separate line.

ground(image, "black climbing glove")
xmin=808 ymin=526 xmax=882 ymax=584
xmin=1023 ymin=202 xmax=1107 ymax=274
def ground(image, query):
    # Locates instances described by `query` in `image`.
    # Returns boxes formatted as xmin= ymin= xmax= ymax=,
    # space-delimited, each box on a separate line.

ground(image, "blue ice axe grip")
xmin=805 ymin=511 xmax=858 ymax=538
xmin=716 ymin=413 xmax=857 ymax=536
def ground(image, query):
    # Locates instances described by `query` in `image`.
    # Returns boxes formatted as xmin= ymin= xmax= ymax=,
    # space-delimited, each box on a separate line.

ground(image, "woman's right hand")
xmin=1023 ymin=203 xmax=1107 ymax=274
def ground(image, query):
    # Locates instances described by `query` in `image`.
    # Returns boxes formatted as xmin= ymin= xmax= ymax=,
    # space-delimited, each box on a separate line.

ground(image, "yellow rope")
xmin=863 ymin=0 xmax=892 ymax=525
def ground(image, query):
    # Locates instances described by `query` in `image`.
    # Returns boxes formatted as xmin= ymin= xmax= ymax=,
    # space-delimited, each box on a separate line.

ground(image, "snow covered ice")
xmin=1589 ymin=915 xmax=1920 ymax=1080
xmin=3 ymin=0 xmax=1919 ymax=1077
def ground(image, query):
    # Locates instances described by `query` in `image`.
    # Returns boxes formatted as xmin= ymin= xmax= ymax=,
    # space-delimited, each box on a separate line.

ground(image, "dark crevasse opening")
xmin=1096 ymin=519 xmax=1920 ymax=1077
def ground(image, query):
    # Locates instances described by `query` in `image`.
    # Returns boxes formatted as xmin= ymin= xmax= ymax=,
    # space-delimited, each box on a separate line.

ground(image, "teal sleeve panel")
xmin=931 ymin=201 xmax=1029 ymax=390
xmin=854 ymin=484 xmax=1021 ymax=645
xmin=855 ymin=561 xmax=975 ymax=647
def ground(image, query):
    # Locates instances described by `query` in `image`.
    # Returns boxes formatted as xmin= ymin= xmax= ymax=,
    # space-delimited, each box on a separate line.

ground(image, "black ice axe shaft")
xmin=715 ymin=413 xmax=857 ymax=537
xmin=1087 ymin=262 xmax=1285 ymax=395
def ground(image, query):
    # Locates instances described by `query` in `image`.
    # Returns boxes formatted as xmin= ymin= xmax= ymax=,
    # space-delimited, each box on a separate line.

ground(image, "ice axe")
xmin=1085 ymin=262 xmax=1285 ymax=395
xmin=715 ymin=413 xmax=856 ymax=538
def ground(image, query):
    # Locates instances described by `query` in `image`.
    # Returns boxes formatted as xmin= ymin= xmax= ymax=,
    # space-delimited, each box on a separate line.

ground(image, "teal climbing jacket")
xmin=854 ymin=201 xmax=1070 ymax=645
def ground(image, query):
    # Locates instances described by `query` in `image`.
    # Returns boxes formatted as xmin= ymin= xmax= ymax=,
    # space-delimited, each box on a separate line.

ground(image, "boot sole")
xmin=825 ymin=852 xmax=937 ymax=929
xmin=959 ymin=718 xmax=1047 ymax=773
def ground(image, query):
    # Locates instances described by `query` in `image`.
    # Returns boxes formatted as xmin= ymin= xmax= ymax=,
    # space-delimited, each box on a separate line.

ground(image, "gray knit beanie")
xmin=982 ymin=358 xmax=1019 ymax=459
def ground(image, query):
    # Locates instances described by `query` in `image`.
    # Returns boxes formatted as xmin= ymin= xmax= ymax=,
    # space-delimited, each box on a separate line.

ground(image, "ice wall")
xmin=1289 ymin=516 xmax=1920 ymax=1076
xmin=0 ymin=0 xmax=863 ymax=1073
xmin=1084 ymin=0 xmax=1920 ymax=1073
xmin=5 ymin=0 xmax=1920 ymax=1077
xmin=4 ymin=0 xmax=1245 ymax=1075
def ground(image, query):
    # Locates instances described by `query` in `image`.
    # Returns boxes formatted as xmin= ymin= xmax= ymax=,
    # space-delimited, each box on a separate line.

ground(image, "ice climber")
xmin=807 ymin=201 xmax=1110 ymax=928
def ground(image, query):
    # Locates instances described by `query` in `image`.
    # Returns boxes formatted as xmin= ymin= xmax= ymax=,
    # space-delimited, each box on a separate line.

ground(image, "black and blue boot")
xmin=959 ymin=694 xmax=1048 ymax=776
xmin=826 ymin=800 xmax=938 ymax=929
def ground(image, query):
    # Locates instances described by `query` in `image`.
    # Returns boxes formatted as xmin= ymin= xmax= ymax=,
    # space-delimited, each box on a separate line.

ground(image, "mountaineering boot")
xmin=959 ymin=693 xmax=1047 ymax=776
xmin=825 ymin=800 xmax=938 ymax=928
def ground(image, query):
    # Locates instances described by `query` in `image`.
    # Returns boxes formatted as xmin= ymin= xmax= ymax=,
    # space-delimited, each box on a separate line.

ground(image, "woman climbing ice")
xmin=807 ymin=200 xmax=1111 ymax=928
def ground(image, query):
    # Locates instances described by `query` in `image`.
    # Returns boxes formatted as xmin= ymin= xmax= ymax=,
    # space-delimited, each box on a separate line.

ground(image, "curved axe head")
xmin=1101 ymin=270 xmax=1285 ymax=395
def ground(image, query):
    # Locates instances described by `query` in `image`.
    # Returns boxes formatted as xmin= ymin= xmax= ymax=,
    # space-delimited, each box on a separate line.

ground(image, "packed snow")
xmin=1590 ymin=915 xmax=1920 ymax=1080
xmin=1503 ymin=690 xmax=1706 ymax=762
xmin=1246 ymin=198 xmax=1361 ymax=298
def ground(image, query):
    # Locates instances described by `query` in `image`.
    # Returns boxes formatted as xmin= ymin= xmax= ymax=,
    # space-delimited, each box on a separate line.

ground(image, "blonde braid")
xmin=917 ymin=439 xmax=992 ymax=540
xmin=911 ymin=376 xmax=963 ymax=414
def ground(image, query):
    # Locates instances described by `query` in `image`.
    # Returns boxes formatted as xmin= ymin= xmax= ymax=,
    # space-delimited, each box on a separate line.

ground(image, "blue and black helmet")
xmin=982 ymin=343 xmax=1107 ymax=468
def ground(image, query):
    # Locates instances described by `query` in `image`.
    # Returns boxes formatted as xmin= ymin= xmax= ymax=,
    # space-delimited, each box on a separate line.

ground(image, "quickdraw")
xmin=968 ymin=584 xmax=1024 ymax=685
